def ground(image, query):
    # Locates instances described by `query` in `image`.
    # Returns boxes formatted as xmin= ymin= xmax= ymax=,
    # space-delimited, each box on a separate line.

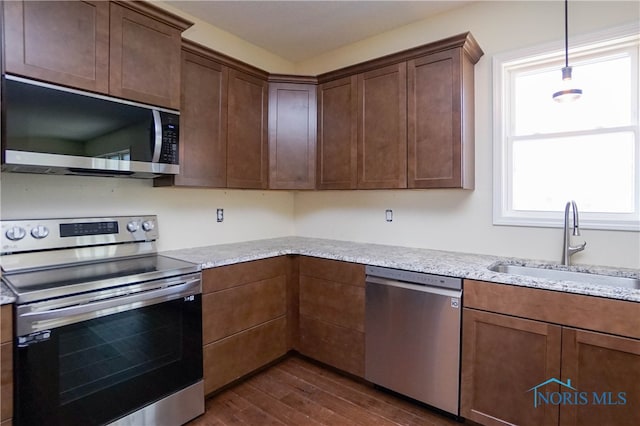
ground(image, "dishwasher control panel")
xmin=365 ymin=265 xmax=462 ymax=290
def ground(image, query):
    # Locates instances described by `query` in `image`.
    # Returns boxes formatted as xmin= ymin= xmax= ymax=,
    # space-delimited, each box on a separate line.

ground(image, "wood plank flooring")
xmin=187 ymin=355 xmax=466 ymax=426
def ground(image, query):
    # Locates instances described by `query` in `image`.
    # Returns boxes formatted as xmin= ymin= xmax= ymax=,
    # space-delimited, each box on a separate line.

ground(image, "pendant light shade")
xmin=553 ymin=0 xmax=582 ymax=102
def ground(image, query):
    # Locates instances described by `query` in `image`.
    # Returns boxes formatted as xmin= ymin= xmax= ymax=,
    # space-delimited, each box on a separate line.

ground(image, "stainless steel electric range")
xmin=0 ymin=215 xmax=204 ymax=426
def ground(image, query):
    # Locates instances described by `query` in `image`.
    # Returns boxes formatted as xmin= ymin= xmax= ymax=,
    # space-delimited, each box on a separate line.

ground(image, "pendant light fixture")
xmin=552 ymin=0 xmax=582 ymax=102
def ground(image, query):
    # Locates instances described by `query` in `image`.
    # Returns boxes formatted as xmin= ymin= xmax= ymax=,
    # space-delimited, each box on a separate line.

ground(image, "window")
xmin=493 ymin=25 xmax=639 ymax=231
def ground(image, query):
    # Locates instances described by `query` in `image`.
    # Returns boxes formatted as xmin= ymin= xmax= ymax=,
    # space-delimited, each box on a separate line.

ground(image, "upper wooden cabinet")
xmin=227 ymin=68 xmax=269 ymax=189
xmin=317 ymin=76 xmax=358 ymax=189
xmin=109 ymin=2 xmax=186 ymax=109
xmin=268 ymin=78 xmax=317 ymax=190
xmin=408 ymin=47 xmax=475 ymax=189
xmin=3 ymin=1 xmax=110 ymax=93
xmin=156 ymin=44 xmax=228 ymax=187
xmin=2 ymin=1 xmax=191 ymax=109
xmin=318 ymin=32 xmax=482 ymax=190
xmin=155 ymin=41 xmax=269 ymax=189
xmin=357 ymin=63 xmax=408 ymax=189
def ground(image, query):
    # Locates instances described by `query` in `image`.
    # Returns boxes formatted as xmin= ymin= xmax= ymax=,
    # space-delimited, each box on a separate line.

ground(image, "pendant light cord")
xmin=564 ymin=0 xmax=569 ymax=68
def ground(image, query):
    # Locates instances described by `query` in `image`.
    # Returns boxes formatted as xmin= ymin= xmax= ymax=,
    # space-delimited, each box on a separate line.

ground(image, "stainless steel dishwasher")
xmin=365 ymin=265 xmax=462 ymax=416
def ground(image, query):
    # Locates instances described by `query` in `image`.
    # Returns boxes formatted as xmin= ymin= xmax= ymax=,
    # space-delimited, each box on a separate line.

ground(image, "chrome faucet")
xmin=561 ymin=200 xmax=586 ymax=266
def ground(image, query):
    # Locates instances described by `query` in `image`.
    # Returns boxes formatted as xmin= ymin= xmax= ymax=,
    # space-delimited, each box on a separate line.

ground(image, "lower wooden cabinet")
xmin=462 ymin=280 xmax=640 ymax=426
xmin=461 ymin=308 xmax=561 ymax=426
xmin=203 ymin=317 xmax=287 ymax=393
xmin=296 ymin=256 xmax=365 ymax=377
xmin=201 ymin=257 xmax=291 ymax=395
xmin=1 ymin=305 xmax=13 ymax=425
xmin=560 ymin=328 xmax=640 ymax=426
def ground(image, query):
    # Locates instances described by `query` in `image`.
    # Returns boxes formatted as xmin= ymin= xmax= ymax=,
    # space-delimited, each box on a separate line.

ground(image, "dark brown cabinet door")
xmin=227 ymin=69 xmax=269 ymax=189
xmin=3 ymin=1 xmax=109 ymax=93
xmin=268 ymin=82 xmax=317 ymax=189
xmin=297 ymin=257 xmax=365 ymax=377
xmin=560 ymin=328 xmax=640 ymax=426
xmin=357 ymin=62 xmax=407 ymax=189
xmin=156 ymin=48 xmax=228 ymax=187
xmin=1 ymin=305 xmax=13 ymax=424
xmin=109 ymin=3 xmax=182 ymax=109
xmin=461 ymin=308 xmax=561 ymax=426
xmin=201 ymin=258 xmax=290 ymax=395
xmin=408 ymin=48 xmax=474 ymax=189
xmin=317 ymin=76 xmax=358 ymax=189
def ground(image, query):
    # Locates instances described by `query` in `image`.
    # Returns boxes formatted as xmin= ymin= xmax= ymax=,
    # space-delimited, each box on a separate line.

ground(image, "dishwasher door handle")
xmin=366 ymin=276 xmax=462 ymax=298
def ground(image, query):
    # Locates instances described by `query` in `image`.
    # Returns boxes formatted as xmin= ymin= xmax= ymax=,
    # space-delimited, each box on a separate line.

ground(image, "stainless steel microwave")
xmin=1 ymin=75 xmax=180 ymax=178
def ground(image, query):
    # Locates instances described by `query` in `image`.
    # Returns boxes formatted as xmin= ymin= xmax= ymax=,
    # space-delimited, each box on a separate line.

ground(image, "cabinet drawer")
xmin=203 ymin=257 xmax=289 ymax=293
xmin=299 ymin=256 xmax=365 ymax=286
xmin=0 ymin=306 xmax=11 ymax=344
xmin=203 ymin=276 xmax=286 ymax=344
xmin=298 ymin=314 xmax=364 ymax=377
xmin=203 ymin=317 xmax=287 ymax=395
xmin=299 ymin=276 xmax=364 ymax=331
xmin=0 ymin=306 xmax=12 ymax=422
xmin=464 ymin=280 xmax=640 ymax=339
xmin=1 ymin=342 xmax=12 ymax=422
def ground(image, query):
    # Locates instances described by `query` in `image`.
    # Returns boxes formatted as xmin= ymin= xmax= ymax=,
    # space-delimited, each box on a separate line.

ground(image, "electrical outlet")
xmin=385 ymin=209 xmax=393 ymax=222
xmin=216 ymin=208 xmax=224 ymax=223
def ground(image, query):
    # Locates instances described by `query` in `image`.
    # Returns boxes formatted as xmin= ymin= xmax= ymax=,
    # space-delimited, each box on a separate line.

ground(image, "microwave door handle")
xmin=151 ymin=109 xmax=162 ymax=163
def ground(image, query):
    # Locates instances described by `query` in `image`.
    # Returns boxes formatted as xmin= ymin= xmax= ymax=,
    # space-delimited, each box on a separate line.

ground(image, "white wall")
xmin=0 ymin=173 xmax=295 ymax=251
xmin=156 ymin=1 xmax=296 ymax=74
xmin=1 ymin=1 xmax=638 ymax=268
xmin=294 ymin=1 xmax=640 ymax=269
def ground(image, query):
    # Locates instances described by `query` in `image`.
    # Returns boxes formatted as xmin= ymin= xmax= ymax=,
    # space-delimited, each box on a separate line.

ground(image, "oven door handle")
xmin=16 ymin=277 xmax=201 ymax=336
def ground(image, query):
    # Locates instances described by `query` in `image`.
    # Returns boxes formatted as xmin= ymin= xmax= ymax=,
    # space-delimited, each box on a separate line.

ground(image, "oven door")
xmin=14 ymin=276 xmax=203 ymax=426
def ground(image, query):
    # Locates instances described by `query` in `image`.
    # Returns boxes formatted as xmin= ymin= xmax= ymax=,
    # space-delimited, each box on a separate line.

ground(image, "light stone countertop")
xmin=2 ymin=236 xmax=639 ymax=305
xmin=161 ymin=236 xmax=640 ymax=303
xmin=1 ymin=281 xmax=14 ymax=305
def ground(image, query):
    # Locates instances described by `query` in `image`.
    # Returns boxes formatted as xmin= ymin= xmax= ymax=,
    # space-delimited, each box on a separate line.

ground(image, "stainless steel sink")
xmin=488 ymin=264 xmax=640 ymax=290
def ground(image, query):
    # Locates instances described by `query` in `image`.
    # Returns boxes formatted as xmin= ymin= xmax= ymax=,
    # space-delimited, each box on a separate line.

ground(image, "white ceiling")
xmin=166 ymin=1 xmax=473 ymax=62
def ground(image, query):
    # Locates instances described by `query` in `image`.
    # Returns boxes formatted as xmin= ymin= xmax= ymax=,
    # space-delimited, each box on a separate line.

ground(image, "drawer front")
xmin=464 ymin=280 xmax=640 ymax=339
xmin=203 ymin=257 xmax=289 ymax=293
xmin=203 ymin=276 xmax=286 ymax=344
xmin=203 ymin=317 xmax=287 ymax=394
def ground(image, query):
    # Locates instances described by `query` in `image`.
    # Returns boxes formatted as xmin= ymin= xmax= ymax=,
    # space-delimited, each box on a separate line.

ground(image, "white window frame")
xmin=493 ymin=23 xmax=640 ymax=232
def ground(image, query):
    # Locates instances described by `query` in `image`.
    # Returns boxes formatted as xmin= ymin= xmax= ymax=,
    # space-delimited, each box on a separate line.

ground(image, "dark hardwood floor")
xmin=188 ymin=355 xmax=468 ymax=426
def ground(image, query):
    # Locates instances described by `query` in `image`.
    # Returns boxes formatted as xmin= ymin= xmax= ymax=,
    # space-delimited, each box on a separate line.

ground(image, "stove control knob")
xmin=6 ymin=226 xmax=26 ymax=241
xmin=141 ymin=220 xmax=155 ymax=232
xmin=126 ymin=221 xmax=139 ymax=232
xmin=30 ymin=225 xmax=49 ymax=239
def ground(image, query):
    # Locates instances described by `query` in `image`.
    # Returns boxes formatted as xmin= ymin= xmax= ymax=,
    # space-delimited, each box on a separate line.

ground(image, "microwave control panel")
xmin=160 ymin=112 xmax=179 ymax=164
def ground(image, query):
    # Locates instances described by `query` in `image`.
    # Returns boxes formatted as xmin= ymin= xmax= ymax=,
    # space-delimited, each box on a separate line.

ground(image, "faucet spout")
xmin=562 ymin=200 xmax=586 ymax=266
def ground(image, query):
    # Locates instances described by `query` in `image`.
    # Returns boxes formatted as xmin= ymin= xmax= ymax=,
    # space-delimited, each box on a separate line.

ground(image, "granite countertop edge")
xmin=2 ymin=236 xmax=639 ymax=305
xmin=160 ymin=236 xmax=640 ymax=303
